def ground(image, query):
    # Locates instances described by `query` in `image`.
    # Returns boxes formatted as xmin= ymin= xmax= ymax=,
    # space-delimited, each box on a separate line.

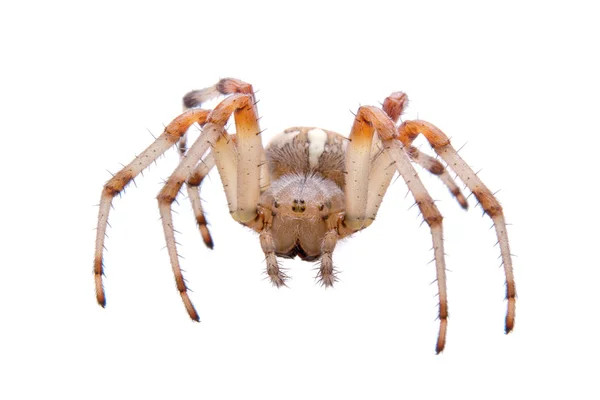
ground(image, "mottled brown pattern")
xmin=473 ymin=188 xmax=503 ymax=217
xmin=102 ymin=170 xmax=133 ymax=196
xmin=416 ymin=197 xmax=443 ymax=227
xmin=157 ymin=178 xmax=184 ymax=205
xmin=266 ymin=127 xmax=346 ymax=188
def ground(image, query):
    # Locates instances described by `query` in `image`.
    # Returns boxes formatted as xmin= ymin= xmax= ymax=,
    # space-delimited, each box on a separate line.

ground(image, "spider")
xmin=94 ymin=78 xmax=516 ymax=353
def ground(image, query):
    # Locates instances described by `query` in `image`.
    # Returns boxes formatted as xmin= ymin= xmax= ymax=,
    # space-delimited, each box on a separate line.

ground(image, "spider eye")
xmin=319 ymin=204 xmax=324 ymax=211
xmin=274 ymin=200 xmax=279 ymax=208
xmin=291 ymin=199 xmax=306 ymax=213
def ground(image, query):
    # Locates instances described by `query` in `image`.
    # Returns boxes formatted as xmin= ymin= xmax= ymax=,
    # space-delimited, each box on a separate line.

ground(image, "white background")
xmin=1 ymin=1 xmax=598 ymax=399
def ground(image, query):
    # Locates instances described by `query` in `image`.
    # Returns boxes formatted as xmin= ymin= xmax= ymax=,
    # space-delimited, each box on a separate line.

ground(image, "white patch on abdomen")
xmin=268 ymin=128 xmax=301 ymax=148
xmin=307 ymin=128 xmax=327 ymax=168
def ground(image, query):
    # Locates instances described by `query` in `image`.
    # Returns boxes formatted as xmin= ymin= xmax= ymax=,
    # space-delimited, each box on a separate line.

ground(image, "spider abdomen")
xmin=266 ymin=127 xmax=347 ymax=189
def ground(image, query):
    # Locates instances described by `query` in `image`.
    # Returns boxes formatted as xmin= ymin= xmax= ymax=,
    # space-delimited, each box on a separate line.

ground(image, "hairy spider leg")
xmin=176 ymin=120 xmax=217 ymax=250
xmin=94 ymin=108 xmax=210 ymax=308
xmin=259 ymin=228 xmax=289 ymax=288
xmin=172 ymin=84 xmax=218 ymax=246
xmin=344 ymin=105 xmax=449 ymax=353
xmin=384 ymin=139 xmax=448 ymax=354
xmin=157 ymin=94 xmax=261 ymax=320
xmin=186 ymin=152 xmax=216 ymax=249
xmin=399 ymin=120 xmax=516 ymax=334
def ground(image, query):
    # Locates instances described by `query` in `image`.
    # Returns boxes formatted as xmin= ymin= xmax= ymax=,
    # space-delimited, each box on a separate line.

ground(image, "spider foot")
xmin=199 ymin=224 xmax=214 ymax=249
xmin=505 ymin=296 xmax=516 ymax=334
xmin=267 ymin=269 xmax=289 ymax=288
xmin=96 ymin=291 xmax=106 ymax=308
xmin=436 ymin=318 xmax=448 ymax=354
xmin=435 ymin=301 xmax=449 ymax=354
xmin=315 ymin=264 xmax=339 ymax=288
xmin=181 ymin=292 xmax=200 ymax=322
xmin=94 ymin=260 xmax=106 ymax=307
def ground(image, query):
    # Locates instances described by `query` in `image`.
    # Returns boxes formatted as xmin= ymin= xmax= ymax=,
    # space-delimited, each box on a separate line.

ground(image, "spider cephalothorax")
xmin=94 ymin=78 xmax=516 ymax=353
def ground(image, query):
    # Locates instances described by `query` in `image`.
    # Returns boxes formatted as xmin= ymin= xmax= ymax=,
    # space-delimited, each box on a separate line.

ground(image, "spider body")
xmin=94 ymin=78 xmax=516 ymax=353
xmin=261 ymin=127 xmax=346 ymax=263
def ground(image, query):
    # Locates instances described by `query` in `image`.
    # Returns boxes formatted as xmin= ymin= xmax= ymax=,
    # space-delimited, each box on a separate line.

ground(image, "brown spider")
xmin=94 ymin=78 xmax=516 ymax=353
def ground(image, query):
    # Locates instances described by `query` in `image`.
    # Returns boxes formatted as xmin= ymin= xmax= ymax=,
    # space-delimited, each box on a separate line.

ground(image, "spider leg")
xmin=361 ymin=137 xmax=396 ymax=228
xmin=382 ymin=92 xmax=468 ymax=209
xmin=259 ymin=230 xmax=288 ymax=287
xmin=343 ymin=106 xmax=398 ymax=230
xmin=406 ymin=146 xmax=468 ymax=209
xmin=157 ymin=124 xmax=223 ymax=321
xmin=184 ymin=78 xmax=271 ymax=195
xmin=187 ymin=81 xmax=277 ymax=286
xmin=157 ymin=93 xmax=260 ymax=320
xmin=177 ymin=123 xmax=217 ymax=249
xmin=384 ymin=139 xmax=448 ymax=354
xmin=178 ymin=132 xmax=188 ymax=158
xmin=180 ymin=77 xmax=267 ymax=248
xmin=399 ymin=120 xmax=516 ymax=334
xmin=209 ymin=127 xmax=268 ymax=223
xmin=182 ymin=79 xmax=245 ymax=109
xmin=212 ymin=132 xmax=239 ymax=215
xmin=227 ymin=102 xmax=262 ymax=223
xmin=318 ymin=229 xmax=339 ymax=287
xmin=343 ymin=106 xmax=448 ymax=354
xmin=94 ymin=108 xmax=209 ymax=308
xmin=186 ymin=152 xmax=216 ymax=249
